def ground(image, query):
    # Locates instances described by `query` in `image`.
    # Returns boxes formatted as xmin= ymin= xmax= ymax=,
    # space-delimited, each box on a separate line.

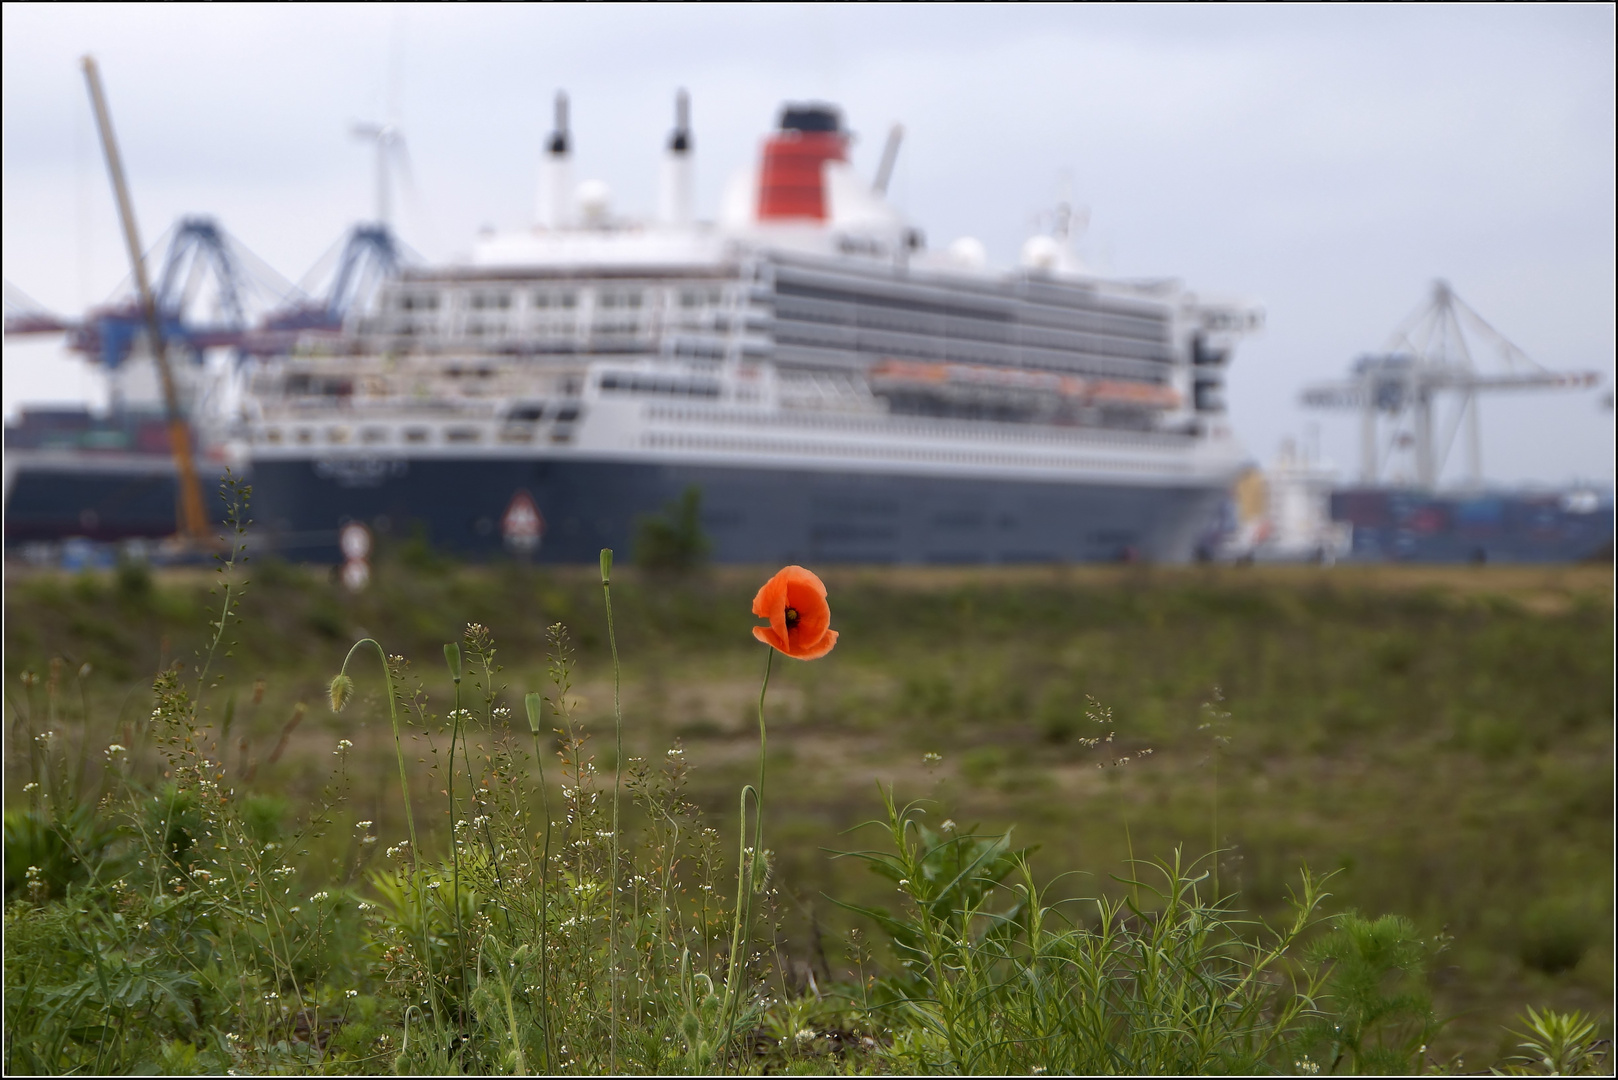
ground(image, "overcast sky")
xmin=4 ymin=4 xmax=1613 ymax=488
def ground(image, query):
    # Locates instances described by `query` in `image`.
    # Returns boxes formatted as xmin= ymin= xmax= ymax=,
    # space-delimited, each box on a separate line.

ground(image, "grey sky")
xmin=4 ymin=4 xmax=1613 ymax=488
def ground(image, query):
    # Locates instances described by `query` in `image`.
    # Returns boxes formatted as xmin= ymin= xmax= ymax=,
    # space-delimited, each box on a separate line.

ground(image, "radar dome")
xmin=1020 ymin=234 xmax=1062 ymax=270
xmin=947 ymin=237 xmax=988 ymax=269
xmin=575 ymin=179 xmax=612 ymax=226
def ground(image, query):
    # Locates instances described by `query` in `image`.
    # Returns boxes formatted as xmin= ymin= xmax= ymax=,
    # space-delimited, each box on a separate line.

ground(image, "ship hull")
xmin=251 ymin=454 xmax=1226 ymax=565
xmin=3 ymin=452 xmax=234 ymax=545
xmin=1331 ymin=487 xmax=1613 ymax=564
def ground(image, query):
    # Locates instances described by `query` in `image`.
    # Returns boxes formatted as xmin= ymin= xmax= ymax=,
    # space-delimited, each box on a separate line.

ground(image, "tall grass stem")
xmin=600 ymin=547 xmax=622 ymax=1074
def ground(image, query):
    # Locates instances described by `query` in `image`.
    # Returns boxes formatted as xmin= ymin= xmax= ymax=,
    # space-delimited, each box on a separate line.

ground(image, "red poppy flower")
xmin=751 ymin=565 xmax=838 ymax=660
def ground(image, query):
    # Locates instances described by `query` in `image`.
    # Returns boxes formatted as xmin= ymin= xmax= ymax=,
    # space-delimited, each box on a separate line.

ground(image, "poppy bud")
xmin=524 ymin=692 xmax=544 ymax=736
xmin=444 ymin=643 xmax=462 ymax=684
xmin=599 ymin=547 xmax=614 ymax=585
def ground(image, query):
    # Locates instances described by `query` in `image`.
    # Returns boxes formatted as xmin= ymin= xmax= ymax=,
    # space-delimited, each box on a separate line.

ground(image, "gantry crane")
xmin=1299 ymin=280 xmax=1601 ymax=490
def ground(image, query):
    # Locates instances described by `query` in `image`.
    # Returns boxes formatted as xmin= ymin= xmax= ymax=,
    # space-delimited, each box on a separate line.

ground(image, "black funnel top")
xmin=548 ymin=92 xmax=570 ymax=155
xmin=670 ymin=89 xmax=691 ymax=153
xmin=778 ymin=103 xmax=841 ymax=134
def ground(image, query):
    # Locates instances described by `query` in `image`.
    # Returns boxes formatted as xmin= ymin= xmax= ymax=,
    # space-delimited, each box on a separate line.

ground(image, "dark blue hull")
xmin=250 ymin=455 xmax=1225 ymax=565
xmin=3 ymin=459 xmax=234 ymax=544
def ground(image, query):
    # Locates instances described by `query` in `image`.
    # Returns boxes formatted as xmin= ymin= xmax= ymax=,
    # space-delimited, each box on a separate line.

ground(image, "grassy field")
xmin=4 ymin=550 xmax=1612 ymax=1071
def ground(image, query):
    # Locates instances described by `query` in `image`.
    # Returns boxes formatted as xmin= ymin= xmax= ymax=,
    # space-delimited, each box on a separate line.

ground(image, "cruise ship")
xmin=246 ymin=96 xmax=1264 ymax=565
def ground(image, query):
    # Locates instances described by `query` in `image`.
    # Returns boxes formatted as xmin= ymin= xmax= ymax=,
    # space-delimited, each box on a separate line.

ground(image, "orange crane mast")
xmin=81 ymin=54 xmax=210 ymax=543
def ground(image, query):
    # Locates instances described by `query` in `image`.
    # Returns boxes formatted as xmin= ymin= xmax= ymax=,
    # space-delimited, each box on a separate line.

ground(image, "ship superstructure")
xmin=245 ymin=97 xmax=1263 ymax=564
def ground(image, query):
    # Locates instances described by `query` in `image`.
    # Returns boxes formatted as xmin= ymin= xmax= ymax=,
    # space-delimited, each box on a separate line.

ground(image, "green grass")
xmin=4 ymin=547 xmax=1612 ymax=1073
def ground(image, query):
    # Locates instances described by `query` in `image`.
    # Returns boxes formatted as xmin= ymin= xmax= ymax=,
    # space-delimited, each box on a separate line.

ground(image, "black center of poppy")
xmin=784 ymin=607 xmax=800 ymax=629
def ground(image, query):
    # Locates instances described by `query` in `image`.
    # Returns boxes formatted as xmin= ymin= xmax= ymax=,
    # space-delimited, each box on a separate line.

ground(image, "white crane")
xmin=1300 ymin=280 xmax=1601 ymax=489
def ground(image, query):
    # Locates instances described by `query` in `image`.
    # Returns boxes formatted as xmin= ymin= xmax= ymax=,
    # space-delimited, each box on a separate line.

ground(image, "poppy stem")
xmin=720 ymin=644 xmax=773 ymax=1068
xmin=753 ymin=645 xmax=773 ymax=888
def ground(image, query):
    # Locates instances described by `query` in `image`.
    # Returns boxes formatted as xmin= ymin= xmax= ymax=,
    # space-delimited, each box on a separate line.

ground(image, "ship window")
xmin=295 ymin=428 xmax=313 ymax=445
xmin=361 ymin=427 xmax=389 ymax=444
xmin=599 ymin=373 xmax=720 ymax=398
xmin=404 ymin=428 xmax=430 ymax=443
xmin=326 ymin=426 xmax=351 ymax=444
xmin=560 ymin=291 xmax=576 ymax=309
xmin=532 ymin=292 xmax=550 ymax=309
xmin=263 ymin=428 xmax=283 ymax=444
xmin=446 ymin=427 xmax=482 ymax=443
xmin=401 ymin=292 xmax=440 ymax=311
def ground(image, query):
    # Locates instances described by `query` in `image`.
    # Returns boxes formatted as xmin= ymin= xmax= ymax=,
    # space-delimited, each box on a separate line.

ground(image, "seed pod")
xmin=328 ymin=673 xmax=355 ymax=713
xmin=443 ymin=643 xmax=462 ymax=684
xmin=524 ymin=692 xmax=544 ymax=736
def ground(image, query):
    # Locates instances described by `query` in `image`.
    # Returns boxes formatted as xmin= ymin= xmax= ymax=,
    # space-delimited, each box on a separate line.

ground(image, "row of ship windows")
xmin=774 ymin=321 xmax=1171 ymax=366
xmin=772 ymin=294 xmax=1169 ymax=344
xmin=642 ymin=431 xmax=1190 ymax=474
xmin=372 ymin=311 xmax=758 ymax=339
xmin=774 ymin=337 xmax=1168 ymax=384
xmin=393 ymin=285 xmax=732 ymax=314
xmin=643 ymin=405 xmax=1192 ymax=450
xmin=257 ymin=417 xmax=579 ymax=447
xmin=367 ymin=316 xmax=1169 ymax=375
xmin=771 ymin=279 xmax=1170 ymax=334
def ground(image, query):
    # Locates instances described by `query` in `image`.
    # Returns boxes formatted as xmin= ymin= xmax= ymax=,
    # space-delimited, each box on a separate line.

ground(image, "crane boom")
xmin=81 ymin=55 xmax=209 ymax=542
